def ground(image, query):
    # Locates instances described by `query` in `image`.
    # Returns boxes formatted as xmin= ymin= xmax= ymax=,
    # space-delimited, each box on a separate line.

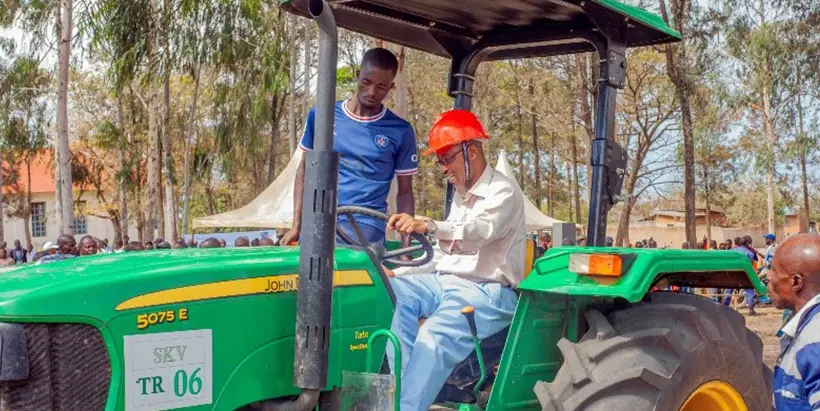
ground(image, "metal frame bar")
xmin=444 ymin=14 xmax=628 ymax=236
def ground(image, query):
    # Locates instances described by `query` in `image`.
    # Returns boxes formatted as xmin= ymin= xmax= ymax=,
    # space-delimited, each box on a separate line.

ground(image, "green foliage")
xmin=336 ymin=66 xmax=356 ymax=95
xmin=0 ymin=56 xmax=51 ymax=162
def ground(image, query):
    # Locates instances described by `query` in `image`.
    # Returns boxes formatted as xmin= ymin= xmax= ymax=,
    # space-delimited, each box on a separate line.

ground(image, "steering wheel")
xmin=336 ymin=206 xmax=434 ymax=268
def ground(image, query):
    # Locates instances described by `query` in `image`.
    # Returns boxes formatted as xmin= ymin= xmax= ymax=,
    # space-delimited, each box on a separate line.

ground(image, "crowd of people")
xmin=0 ymin=233 xmax=281 ymax=267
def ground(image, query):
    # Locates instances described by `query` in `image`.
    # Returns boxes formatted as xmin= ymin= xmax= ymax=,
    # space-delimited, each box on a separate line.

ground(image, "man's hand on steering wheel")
xmin=388 ymin=213 xmax=429 ymax=236
xmin=336 ymin=206 xmax=434 ymax=268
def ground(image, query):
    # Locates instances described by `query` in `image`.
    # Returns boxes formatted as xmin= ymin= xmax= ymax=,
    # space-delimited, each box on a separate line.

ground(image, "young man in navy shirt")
xmin=282 ymin=48 xmax=417 ymax=246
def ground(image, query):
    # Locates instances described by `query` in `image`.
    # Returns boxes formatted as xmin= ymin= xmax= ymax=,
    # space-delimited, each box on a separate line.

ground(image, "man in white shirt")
xmin=386 ymin=109 xmax=525 ymax=411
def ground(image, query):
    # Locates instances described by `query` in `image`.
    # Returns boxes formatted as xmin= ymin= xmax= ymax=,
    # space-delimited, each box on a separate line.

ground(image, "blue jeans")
xmin=745 ymin=289 xmax=756 ymax=312
xmin=723 ymin=289 xmax=734 ymax=305
xmin=386 ymin=274 xmax=518 ymax=411
xmin=722 ymin=289 xmax=756 ymax=312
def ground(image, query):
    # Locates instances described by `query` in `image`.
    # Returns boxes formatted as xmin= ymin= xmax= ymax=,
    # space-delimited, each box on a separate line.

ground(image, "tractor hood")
xmin=0 ymin=247 xmax=314 ymax=324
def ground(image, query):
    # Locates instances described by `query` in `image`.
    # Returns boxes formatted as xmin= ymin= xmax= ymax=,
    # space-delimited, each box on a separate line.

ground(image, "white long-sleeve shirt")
xmin=434 ymin=166 xmax=526 ymax=288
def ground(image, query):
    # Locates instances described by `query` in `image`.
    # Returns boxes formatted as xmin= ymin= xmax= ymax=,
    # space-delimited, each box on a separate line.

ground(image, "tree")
xmin=690 ymin=84 xmax=738 ymax=242
xmin=1 ymin=57 xmax=51 ymax=247
xmin=781 ymin=9 xmax=819 ymax=232
xmin=614 ymin=50 xmax=679 ymax=246
xmin=722 ymin=0 xmax=796 ymax=233
xmin=287 ymin=14 xmax=298 ymax=154
xmin=160 ymin=0 xmax=177 ymax=240
xmin=1 ymin=0 xmax=77 ymax=236
xmin=659 ymin=0 xmax=697 ymax=246
xmin=0 ymin=37 xmax=12 ymax=244
xmin=55 ymin=0 xmax=75 ymax=235
xmin=0 ymin=149 xmax=5 ymax=244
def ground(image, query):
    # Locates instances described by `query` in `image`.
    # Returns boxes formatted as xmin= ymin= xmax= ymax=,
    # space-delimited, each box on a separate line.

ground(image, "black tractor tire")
xmin=534 ymin=292 xmax=772 ymax=411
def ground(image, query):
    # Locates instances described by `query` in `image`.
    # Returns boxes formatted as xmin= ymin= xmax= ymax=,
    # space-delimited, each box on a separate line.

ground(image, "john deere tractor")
xmin=0 ymin=1 xmax=771 ymax=410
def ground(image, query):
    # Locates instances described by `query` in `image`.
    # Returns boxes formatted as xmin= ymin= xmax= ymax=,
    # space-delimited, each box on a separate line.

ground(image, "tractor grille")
xmin=0 ymin=324 xmax=111 ymax=411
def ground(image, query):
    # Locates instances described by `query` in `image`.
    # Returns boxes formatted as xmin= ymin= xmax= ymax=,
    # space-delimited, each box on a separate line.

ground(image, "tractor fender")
xmin=520 ymin=248 xmax=765 ymax=302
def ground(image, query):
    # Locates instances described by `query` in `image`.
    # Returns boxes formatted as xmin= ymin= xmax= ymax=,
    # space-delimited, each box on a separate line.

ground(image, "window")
xmin=31 ymin=202 xmax=46 ymax=238
xmin=72 ymin=201 xmax=88 ymax=235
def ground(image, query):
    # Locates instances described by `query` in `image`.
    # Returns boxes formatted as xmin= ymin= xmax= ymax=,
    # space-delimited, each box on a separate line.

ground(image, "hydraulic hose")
xmin=259 ymin=389 xmax=320 ymax=411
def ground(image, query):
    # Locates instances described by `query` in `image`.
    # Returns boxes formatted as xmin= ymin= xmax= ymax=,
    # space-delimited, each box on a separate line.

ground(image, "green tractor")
xmin=0 ymin=1 xmax=771 ymax=410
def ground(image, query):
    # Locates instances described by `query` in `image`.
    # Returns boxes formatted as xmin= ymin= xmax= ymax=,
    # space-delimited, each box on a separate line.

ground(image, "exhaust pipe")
xmin=265 ymin=1 xmax=339 ymax=410
xmin=308 ymin=0 xmax=338 ymax=152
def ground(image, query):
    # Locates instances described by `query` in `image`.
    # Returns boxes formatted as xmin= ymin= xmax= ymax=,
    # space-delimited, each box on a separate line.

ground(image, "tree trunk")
xmin=796 ymin=88 xmax=809 ymax=232
xmin=574 ymin=54 xmax=595 ymax=202
xmin=204 ymin=184 xmax=217 ymax=216
xmin=135 ymin=140 xmax=144 ymax=242
xmin=659 ymin=0 xmax=696 ymax=245
xmin=145 ymin=104 xmax=159 ymax=243
xmin=615 ymin=197 xmax=634 ymax=247
xmin=181 ymin=50 xmax=202 ymax=238
xmin=515 ymin=84 xmax=525 ymax=189
xmin=755 ymin=0 xmax=776 ymax=234
xmin=268 ymin=94 xmax=281 ymax=183
xmin=571 ymin=129 xmax=581 ymax=224
xmin=110 ymin=217 xmax=121 ymax=244
xmin=704 ymin=167 xmax=712 ymax=243
xmin=160 ymin=55 xmax=177 ymax=241
xmin=762 ymin=88 xmax=776 ymax=233
xmin=288 ymin=15 xmax=298 ymax=154
xmin=615 ymin=153 xmax=641 ymax=246
xmin=55 ymin=0 xmax=74 ymax=235
xmin=548 ymin=131 xmax=555 ymax=216
xmin=566 ymin=163 xmax=573 ymax=222
xmin=24 ymin=161 xmax=32 ymax=248
xmin=161 ymin=73 xmax=176 ymax=240
xmin=529 ymin=76 xmax=542 ymax=209
xmin=117 ymin=94 xmax=129 ymax=241
xmin=390 ymin=44 xmax=408 ymax=117
xmin=143 ymin=0 xmax=163 ymax=243
xmin=0 ymin=151 xmax=5 ymax=244
xmin=302 ymin=22 xmax=312 ymax=119
xmin=679 ymin=92 xmax=697 ymax=244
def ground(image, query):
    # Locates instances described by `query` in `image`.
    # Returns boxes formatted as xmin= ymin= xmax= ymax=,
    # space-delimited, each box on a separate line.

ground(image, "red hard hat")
xmin=424 ymin=109 xmax=488 ymax=155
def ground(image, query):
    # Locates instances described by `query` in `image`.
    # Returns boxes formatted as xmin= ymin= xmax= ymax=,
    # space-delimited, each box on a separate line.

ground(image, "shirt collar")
xmin=465 ymin=166 xmax=495 ymax=199
xmin=781 ymin=293 xmax=820 ymax=337
xmin=342 ymin=99 xmax=386 ymax=123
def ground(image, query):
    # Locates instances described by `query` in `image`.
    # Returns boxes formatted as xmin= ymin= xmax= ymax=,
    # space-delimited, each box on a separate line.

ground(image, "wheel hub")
xmin=680 ymin=381 xmax=748 ymax=411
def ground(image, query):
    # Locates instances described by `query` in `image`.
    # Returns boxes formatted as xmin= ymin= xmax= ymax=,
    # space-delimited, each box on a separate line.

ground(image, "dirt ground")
xmin=743 ymin=305 xmax=785 ymax=368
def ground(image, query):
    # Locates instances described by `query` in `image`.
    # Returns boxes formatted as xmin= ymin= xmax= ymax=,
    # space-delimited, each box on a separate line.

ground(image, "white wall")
xmin=1 ymin=192 xmax=140 ymax=249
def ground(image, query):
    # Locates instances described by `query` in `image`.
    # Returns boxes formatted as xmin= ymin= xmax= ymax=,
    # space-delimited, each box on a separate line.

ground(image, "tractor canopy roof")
xmin=280 ymin=0 xmax=681 ymax=61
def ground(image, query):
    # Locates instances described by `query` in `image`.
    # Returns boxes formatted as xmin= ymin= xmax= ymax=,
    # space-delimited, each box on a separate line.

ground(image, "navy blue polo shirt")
xmin=300 ymin=100 xmax=418 ymax=235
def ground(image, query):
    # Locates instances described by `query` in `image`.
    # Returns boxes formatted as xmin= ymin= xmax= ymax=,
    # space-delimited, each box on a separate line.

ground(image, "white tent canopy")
xmin=192 ymin=151 xmax=302 ymax=229
xmin=494 ymin=149 xmax=564 ymax=232
xmin=192 ymin=148 xmax=563 ymax=232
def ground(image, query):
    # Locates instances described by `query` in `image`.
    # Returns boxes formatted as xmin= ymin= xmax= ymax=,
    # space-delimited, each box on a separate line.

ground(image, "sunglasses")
xmin=435 ymin=142 xmax=478 ymax=167
xmin=436 ymin=149 xmax=464 ymax=167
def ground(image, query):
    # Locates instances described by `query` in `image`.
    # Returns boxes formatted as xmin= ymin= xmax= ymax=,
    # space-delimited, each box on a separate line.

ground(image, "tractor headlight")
xmin=569 ymin=253 xmax=623 ymax=277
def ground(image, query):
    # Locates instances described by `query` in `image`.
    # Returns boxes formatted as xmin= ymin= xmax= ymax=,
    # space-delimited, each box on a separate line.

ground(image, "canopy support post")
xmin=584 ymin=1 xmax=629 ymax=247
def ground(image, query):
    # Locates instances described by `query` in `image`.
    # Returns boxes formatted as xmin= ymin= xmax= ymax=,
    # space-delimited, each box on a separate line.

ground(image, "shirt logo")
xmin=374 ymin=134 xmax=389 ymax=148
